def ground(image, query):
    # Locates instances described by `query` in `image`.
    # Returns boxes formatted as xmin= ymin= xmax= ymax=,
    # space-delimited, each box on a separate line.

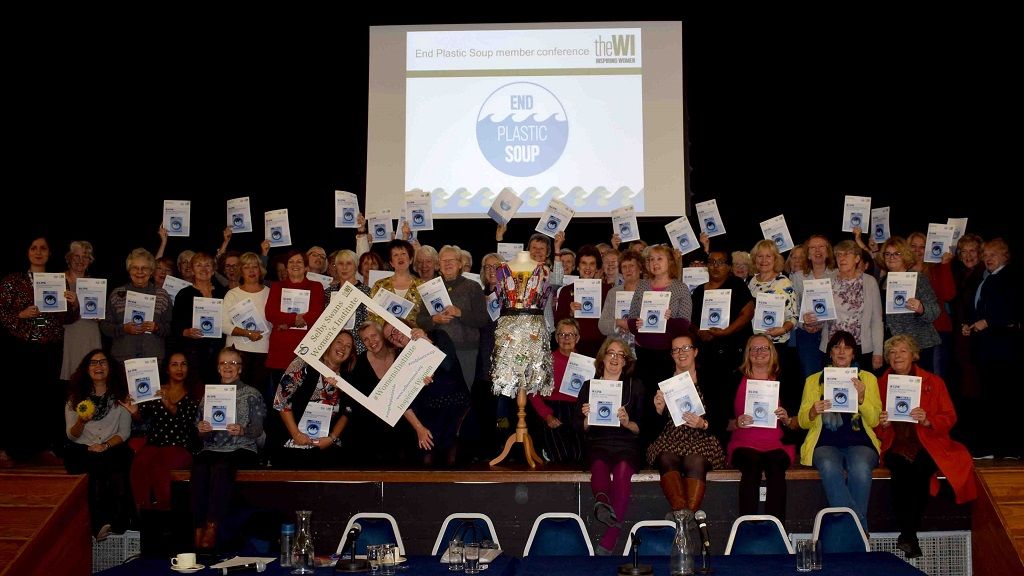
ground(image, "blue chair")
xmin=431 ymin=513 xmax=501 ymax=555
xmin=812 ymin=507 xmax=870 ymax=553
xmin=335 ymin=513 xmax=405 ymax=556
xmin=724 ymin=515 xmax=794 ymax=555
xmin=622 ymin=520 xmax=676 ymax=556
xmin=523 ymin=513 xmax=594 ymax=556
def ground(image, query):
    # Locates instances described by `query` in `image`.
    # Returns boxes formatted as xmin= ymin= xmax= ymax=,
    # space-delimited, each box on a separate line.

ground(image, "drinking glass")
xmin=810 ymin=539 xmax=823 ymax=570
xmin=448 ymin=537 xmax=464 ymax=571
xmin=464 ymin=542 xmax=481 ymax=574
xmin=367 ymin=544 xmax=382 ymax=575
xmin=380 ymin=544 xmax=397 ymax=576
xmin=796 ymin=540 xmax=812 ymax=572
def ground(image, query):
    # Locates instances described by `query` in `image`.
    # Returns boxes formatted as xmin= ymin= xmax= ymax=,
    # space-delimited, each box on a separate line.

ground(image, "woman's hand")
xmin=315 ymin=437 xmax=334 ymax=450
xmin=292 ymin=432 xmax=313 ymax=447
xmin=18 ymin=305 xmax=40 ymax=319
xmin=736 ymin=414 xmax=752 ymax=428
xmin=226 ymin=423 xmax=244 ymax=437
xmin=906 ymin=298 xmax=924 ymax=315
xmin=294 ymin=314 xmax=307 ymax=328
xmin=65 ymin=290 xmax=78 ymax=307
xmin=610 ymin=233 xmax=622 ymax=250
xmin=183 ymin=327 xmax=203 ymax=339
xmin=118 ymin=397 xmax=139 ymax=416
xmin=157 ymin=224 xmax=169 ymax=242
xmin=682 ymin=412 xmax=705 ymax=429
xmin=910 ymin=407 xmax=929 ymax=427
xmin=852 ymin=376 xmax=866 ymax=403
xmin=495 ymin=223 xmax=506 ymax=241
xmin=653 ymin=390 xmax=666 ymax=415
xmin=878 ymin=410 xmax=890 ymax=428
xmin=617 ymin=406 xmax=630 ymax=427
xmin=774 ymin=407 xmax=791 ymax=427
xmin=553 ymin=231 xmax=566 ymax=253
xmin=872 ymin=355 xmax=883 ymax=370
xmin=811 ymin=399 xmax=831 ymax=418
xmin=197 ymin=421 xmax=213 ymax=434
xmin=581 ymin=403 xmax=590 ymax=418
xmin=260 ymin=239 xmax=271 ymax=256
xmin=615 ymin=319 xmax=629 ymax=333
xmin=545 ymin=414 xmax=562 ymax=429
xmin=87 ymin=443 xmax=108 ymax=453
xmin=569 ymin=302 xmax=582 ymax=312
xmin=415 ymin=426 xmax=434 ymax=450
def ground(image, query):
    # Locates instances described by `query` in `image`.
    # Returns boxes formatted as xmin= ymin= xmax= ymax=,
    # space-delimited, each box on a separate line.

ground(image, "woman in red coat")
xmin=876 ymin=334 xmax=976 ymax=559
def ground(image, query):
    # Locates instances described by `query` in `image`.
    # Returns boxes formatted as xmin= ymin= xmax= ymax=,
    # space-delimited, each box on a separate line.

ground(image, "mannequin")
xmin=489 ymin=251 xmax=553 ymax=467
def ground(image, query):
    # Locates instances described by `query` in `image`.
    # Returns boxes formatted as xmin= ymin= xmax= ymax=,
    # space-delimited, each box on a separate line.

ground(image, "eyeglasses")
xmin=88 ymin=359 xmax=109 ymax=367
xmin=605 ymin=351 xmax=628 ymax=360
xmin=671 ymin=345 xmax=695 ymax=354
xmin=749 ymin=345 xmax=771 ymax=354
xmin=882 ymin=251 xmax=902 ymax=259
xmin=129 ymin=266 xmax=153 ymax=273
xmin=218 ymin=360 xmax=242 ymax=367
xmin=707 ymin=259 xmax=729 ymax=267
xmin=556 ymin=332 xmax=578 ymax=339
xmin=483 ymin=264 xmax=498 ymax=272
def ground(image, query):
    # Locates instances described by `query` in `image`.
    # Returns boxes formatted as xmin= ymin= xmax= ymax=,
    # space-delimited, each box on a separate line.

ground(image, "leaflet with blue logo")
xmin=192 ymin=297 xmax=223 ymax=339
xmin=947 ymin=217 xmax=968 ymax=247
xmin=280 ymin=288 xmax=311 ymax=316
xmin=487 ymin=187 xmax=523 ymax=225
xmin=396 ymin=215 xmax=418 ymax=242
xmin=799 ymin=278 xmax=838 ymax=322
xmin=161 ymin=276 xmax=191 ymax=305
xmin=574 ymin=279 xmax=602 ymax=319
xmin=753 ymin=292 xmax=786 ymax=333
xmin=306 ymin=272 xmax=333 ymax=290
xmin=462 ymin=272 xmax=483 ymax=288
xmin=615 ymin=291 xmax=634 ymax=321
xmin=884 ymin=272 xmax=917 ymax=315
xmin=367 ymin=269 xmax=395 ymax=288
xmin=497 ymin=243 xmax=523 ymax=262
xmin=123 ymin=290 xmax=156 ymax=329
xmin=367 ymin=209 xmax=394 ymax=245
xmin=587 ymin=379 xmax=622 ymax=427
xmin=163 ymin=200 xmax=191 ymax=237
xmin=638 ymin=291 xmax=672 ymax=333
xmin=204 ymin=385 xmax=237 ymax=430
xmin=870 ymin=207 xmax=891 ymax=243
xmin=404 ymin=189 xmax=434 ymax=231
xmin=534 ymin=197 xmax=574 ymax=238
xmin=560 ymin=352 xmax=596 ymax=399
xmin=743 ymin=379 xmax=780 ymax=429
xmin=334 ymin=190 xmax=360 ymax=229
xmin=485 ymin=292 xmax=501 ymax=321
xmin=665 ymin=215 xmax=700 ymax=255
xmin=33 ymin=272 xmax=67 ymax=313
xmin=841 ymin=195 xmax=872 ymax=233
xmin=699 ymin=289 xmax=732 ymax=331
xmin=264 ymin=208 xmax=292 ymax=248
xmin=611 ymin=205 xmax=640 ymax=243
xmin=418 ymin=276 xmax=453 ymax=315
xmin=682 ymin=267 xmax=709 ymax=293
xmin=759 ymin=214 xmax=795 ymax=253
xmin=226 ymin=196 xmax=253 ymax=233
xmin=823 ymin=367 xmax=859 ymax=414
xmin=227 ymin=297 xmax=271 ymax=350
xmin=659 ymin=371 xmax=706 ymax=426
xmin=76 ymin=277 xmax=107 ymax=320
xmin=296 ymin=401 xmax=333 ymax=441
xmin=124 ymin=357 xmax=161 ymax=404
xmin=924 ymin=222 xmax=954 ymax=264
xmin=885 ymin=374 xmax=922 ymax=423
xmin=695 ymin=199 xmax=726 ymax=238
xmin=372 ymin=288 xmax=414 ymax=320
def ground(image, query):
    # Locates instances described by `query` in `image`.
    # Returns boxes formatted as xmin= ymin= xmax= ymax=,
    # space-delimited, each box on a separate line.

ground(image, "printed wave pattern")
xmin=429 ymin=186 xmax=645 ymax=213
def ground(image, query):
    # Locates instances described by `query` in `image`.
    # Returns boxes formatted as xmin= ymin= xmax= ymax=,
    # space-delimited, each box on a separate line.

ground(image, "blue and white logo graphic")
xmin=373 ymin=224 xmax=387 ymax=238
xmin=489 ymin=299 xmax=501 ymax=311
xmin=753 ymin=402 xmax=769 ymax=420
xmin=200 ymin=316 xmax=215 ymax=335
xmin=243 ymin=319 xmax=258 ymax=331
xmin=704 ymin=218 xmax=718 ymax=233
xmin=619 ymin=222 xmax=632 ymax=237
xmin=131 ymin=310 xmax=145 ymax=325
xmin=895 ymin=397 xmax=911 ymax=414
xmin=270 ymin=226 xmax=283 ymax=241
xmin=544 ymin=215 xmax=561 ymax=232
xmin=849 ymin=212 xmax=862 ymax=229
xmin=342 ymin=208 xmax=355 ymax=223
xmin=569 ymin=375 xmax=584 ymax=392
xmin=169 ymin=217 xmax=183 ymax=232
xmin=84 ymin=297 xmax=98 ymax=313
xmin=499 ymin=200 xmax=513 ymax=211
xmin=893 ymin=291 xmax=907 ymax=309
xmin=43 ymin=292 xmax=58 ymax=307
xmin=762 ymin=310 xmax=776 ymax=327
xmin=389 ymin=303 xmax=406 ymax=316
xmin=596 ymin=402 xmax=613 ymax=420
xmin=771 ymin=233 xmax=785 ymax=249
xmin=581 ymin=296 xmax=594 ymax=313
xmin=708 ymin=308 xmax=722 ymax=327
xmin=135 ymin=377 xmax=151 ymax=395
xmin=477 ymin=82 xmax=568 ymax=177
xmin=930 ymin=241 xmax=944 ymax=257
xmin=678 ymin=235 xmax=690 ymax=249
xmin=646 ymin=311 xmax=661 ymax=326
xmin=411 ymin=209 xmax=425 ymax=227
xmin=833 ymin=388 xmax=849 ymax=407
xmin=212 ymin=406 xmax=227 ymax=423
xmin=431 ymin=298 xmax=445 ymax=313
xmin=874 ymin=223 xmax=885 ymax=240
xmin=232 ymin=213 xmax=245 ymax=230
xmin=677 ymin=396 xmax=693 ymax=414
xmin=305 ymin=420 xmax=321 ymax=437
xmin=813 ymin=299 xmax=828 ymax=316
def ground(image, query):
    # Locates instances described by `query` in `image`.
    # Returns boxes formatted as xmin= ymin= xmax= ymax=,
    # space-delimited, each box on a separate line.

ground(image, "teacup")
xmin=172 ymin=552 xmax=197 ymax=569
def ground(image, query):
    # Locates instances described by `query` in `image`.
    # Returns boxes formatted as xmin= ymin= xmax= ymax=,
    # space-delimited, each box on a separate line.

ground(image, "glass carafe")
xmin=669 ymin=509 xmax=698 ymax=575
xmin=291 ymin=510 xmax=316 ymax=575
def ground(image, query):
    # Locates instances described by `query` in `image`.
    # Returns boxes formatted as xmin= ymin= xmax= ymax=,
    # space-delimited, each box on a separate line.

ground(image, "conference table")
xmin=99 ymin=552 xmax=923 ymax=575
xmin=515 ymin=552 xmax=926 ymax=575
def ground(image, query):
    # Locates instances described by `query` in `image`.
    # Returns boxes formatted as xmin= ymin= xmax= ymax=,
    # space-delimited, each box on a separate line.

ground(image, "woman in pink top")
xmin=529 ymin=318 xmax=584 ymax=464
xmin=727 ymin=334 xmax=798 ymax=523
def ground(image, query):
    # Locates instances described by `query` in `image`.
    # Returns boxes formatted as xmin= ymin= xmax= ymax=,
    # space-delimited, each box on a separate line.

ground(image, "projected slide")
xmin=405 ymin=28 xmax=645 ymax=216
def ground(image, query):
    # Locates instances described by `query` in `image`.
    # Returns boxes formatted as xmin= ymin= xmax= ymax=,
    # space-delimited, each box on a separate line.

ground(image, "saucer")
xmin=170 ymin=564 xmax=204 ymax=573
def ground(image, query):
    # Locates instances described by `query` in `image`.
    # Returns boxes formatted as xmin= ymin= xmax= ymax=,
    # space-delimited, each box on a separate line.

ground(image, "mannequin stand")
xmin=490 ymin=385 xmax=544 ymax=468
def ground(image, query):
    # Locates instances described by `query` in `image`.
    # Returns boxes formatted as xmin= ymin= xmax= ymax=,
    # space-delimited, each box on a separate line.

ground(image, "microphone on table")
xmin=694 ymin=510 xmax=714 ymax=574
xmin=617 ymin=532 xmax=653 ymax=575
xmin=334 ymin=522 xmax=369 ymax=573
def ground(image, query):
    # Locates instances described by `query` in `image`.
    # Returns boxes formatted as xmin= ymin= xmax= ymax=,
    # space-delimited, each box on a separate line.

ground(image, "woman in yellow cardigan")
xmin=798 ymin=330 xmax=882 ymax=531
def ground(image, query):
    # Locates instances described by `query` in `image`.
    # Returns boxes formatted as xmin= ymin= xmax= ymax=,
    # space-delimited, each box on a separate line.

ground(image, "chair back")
xmin=622 ymin=520 xmax=676 ymax=556
xmin=431 ymin=513 xmax=500 ymax=555
xmin=725 ymin=515 xmax=794 ymax=555
xmin=336 ymin=513 xmax=405 ymax=556
xmin=812 ymin=507 xmax=870 ymax=553
xmin=523 ymin=513 xmax=594 ymax=556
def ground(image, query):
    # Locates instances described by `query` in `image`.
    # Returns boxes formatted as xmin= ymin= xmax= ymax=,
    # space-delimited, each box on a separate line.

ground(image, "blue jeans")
xmin=812 ymin=445 xmax=879 ymax=531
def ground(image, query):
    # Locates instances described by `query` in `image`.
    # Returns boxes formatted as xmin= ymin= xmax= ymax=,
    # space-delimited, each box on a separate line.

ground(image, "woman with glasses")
xmin=101 ymin=248 xmax=173 ymax=365
xmin=879 ymin=237 xmax=941 ymax=369
xmin=798 ymin=330 xmax=882 ymax=531
xmin=812 ymin=240 xmax=885 ymax=371
xmin=727 ymin=334 xmax=798 ymax=522
xmin=647 ymin=332 xmax=725 ymax=520
xmin=64 ymin=349 xmax=134 ymax=539
xmin=529 ymin=318 xmax=586 ymax=464
xmin=272 ymin=332 xmax=357 ymax=469
xmin=222 ymin=252 xmax=272 ymax=398
xmin=575 ymin=338 xmax=645 ymax=555
xmin=326 ymin=249 xmax=372 ymax=354
xmin=171 ymin=252 xmax=228 ymax=383
xmin=416 ymin=245 xmax=488 ymax=387
xmin=61 ymin=240 xmax=102 ymax=383
xmin=791 ymin=235 xmax=838 ymax=381
xmin=599 ymin=250 xmax=643 ymax=355
xmin=191 ymin=346 xmax=266 ymax=551
xmin=555 ymin=245 xmax=611 ymax=356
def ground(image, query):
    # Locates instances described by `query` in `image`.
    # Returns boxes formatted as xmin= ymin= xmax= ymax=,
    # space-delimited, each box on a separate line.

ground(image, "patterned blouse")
xmin=369 ymin=275 xmax=425 ymax=328
xmin=139 ymin=394 xmax=199 ymax=448
xmin=832 ymin=273 xmax=865 ymax=344
xmin=747 ymin=273 xmax=798 ymax=344
xmin=0 ymin=272 xmax=79 ymax=344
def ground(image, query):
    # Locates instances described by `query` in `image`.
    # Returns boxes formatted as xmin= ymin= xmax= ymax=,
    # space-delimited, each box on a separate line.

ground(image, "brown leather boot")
xmin=684 ymin=478 xmax=706 ymax=512
xmin=660 ymin=471 xmax=688 ymax=511
xmin=200 ymin=521 xmax=217 ymax=550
